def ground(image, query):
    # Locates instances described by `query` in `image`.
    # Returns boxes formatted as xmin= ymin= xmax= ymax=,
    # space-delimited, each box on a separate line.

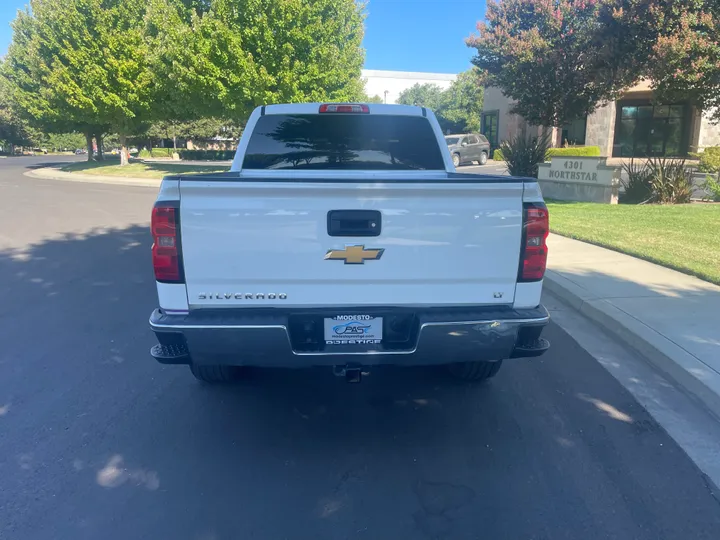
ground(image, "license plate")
xmin=324 ymin=315 xmax=383 ymax=345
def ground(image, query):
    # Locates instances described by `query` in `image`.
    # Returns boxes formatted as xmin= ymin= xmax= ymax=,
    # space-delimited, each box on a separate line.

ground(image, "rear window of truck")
xmin=242 ymin=114 xmax=445 ymax=170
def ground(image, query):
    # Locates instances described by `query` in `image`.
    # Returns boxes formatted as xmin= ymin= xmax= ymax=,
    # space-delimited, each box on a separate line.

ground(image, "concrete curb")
xmin=544 ymin=270 xmax=720 ymax=421
xmin=24 ymin=167 xmax=162 ymax=187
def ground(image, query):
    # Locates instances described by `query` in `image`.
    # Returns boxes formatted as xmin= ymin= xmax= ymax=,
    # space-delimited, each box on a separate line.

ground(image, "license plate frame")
xmin=324 ymin=315 xmax=383 ymax=345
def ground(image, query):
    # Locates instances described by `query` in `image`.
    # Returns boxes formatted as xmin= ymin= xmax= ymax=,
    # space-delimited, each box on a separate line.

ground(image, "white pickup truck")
xmin=149 ymin=103 xmax=550 ymax=383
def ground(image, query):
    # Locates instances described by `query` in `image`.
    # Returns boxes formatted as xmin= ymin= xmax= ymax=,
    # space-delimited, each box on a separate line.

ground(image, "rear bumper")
xmin=149 ymin=305 xmax=550 ymax=367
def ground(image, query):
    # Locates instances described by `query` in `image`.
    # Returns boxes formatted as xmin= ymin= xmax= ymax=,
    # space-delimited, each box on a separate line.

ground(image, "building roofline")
xmin=361 ymin=69 xmax=457 ymax=81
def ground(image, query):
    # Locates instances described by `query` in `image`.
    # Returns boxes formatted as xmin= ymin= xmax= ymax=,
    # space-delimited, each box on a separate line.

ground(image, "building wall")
xmin=361 ymin=69 xmax=456 ymax=104
xmin=482 ymin=86 xmax=526 ymax=141
xmin=481 ymin=78 xmax=720 ymax=156
xmin=585 ymin=101 xmax=616 ymax=157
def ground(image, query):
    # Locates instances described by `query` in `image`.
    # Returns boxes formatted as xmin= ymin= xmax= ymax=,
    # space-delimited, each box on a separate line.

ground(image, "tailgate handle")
xmin=327 ymin=210 xmax=381 ymax=237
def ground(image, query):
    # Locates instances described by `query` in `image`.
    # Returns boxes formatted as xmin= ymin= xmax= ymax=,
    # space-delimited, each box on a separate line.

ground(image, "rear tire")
xmin=452 ymin=153 xmax=461 ymax=167
xmin=190 ymin=364 xmax=243 ymax=383
xmin=479 ymin=151 xmax=488 ymax=165
xmin=448 ymin=360 xmax=502 ymax=381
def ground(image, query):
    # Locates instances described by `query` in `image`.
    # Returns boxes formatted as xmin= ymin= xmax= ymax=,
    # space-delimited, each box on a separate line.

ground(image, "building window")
xmin=561 ymin=117 xmax=587 ymax=146
xmin=613 ymin=102 xmax=689 ymax=157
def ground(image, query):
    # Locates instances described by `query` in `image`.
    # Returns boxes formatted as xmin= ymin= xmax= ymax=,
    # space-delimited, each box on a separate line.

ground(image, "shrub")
xmin=178 ymin=149 xmax=235 ymax=161
xmin=620 ymin=157 xmax=693 ymax=204
xmin=493 ymin=145 xmax=600 ymax=162
xmin=702 ymin=173 xmax=720 ymax=201
xmin=547 ymin=146 xmax=601 ymax=157
xmin=698 ymin=146 xmax=720 ymax=173
xmin=498 ymin=132 xmax=551 ymax=177
xmin=646 ymin=157 xmax=693 ymax=204
xmin=138 ymin=148 xmax=175 ymax=158
xmin=620 ymin=159 xmax=653 ymax=204
xmin=151 ymin=148 xmax=174 ymax=158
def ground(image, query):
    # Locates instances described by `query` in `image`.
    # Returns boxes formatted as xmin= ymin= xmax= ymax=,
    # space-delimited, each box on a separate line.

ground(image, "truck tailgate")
xmin=179 ymin=179 xmax=524 ymax=308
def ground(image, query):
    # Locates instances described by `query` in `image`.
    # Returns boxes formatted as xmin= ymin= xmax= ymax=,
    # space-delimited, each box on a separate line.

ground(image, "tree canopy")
xmin=467 ymin=0 xmax=720 ymax=128
xmin=649 ymin=2 xmax=720 ymax=123
xmin=3 ymin=0 xmax=367 ymax=164
xmin=396 ymin=69 xmax=484 ymax=133
xmin=147 ymin=0 xmax=365 ymax=124
xmin=3 ymin=0 xmax=152 ymax=162
xmin=467 ymin=0 xmax=651 ymax=128
xmin=0 ymin=68 xmax=35 ymax=151
xmin=437 ymin=69 xmax=484 ymax=133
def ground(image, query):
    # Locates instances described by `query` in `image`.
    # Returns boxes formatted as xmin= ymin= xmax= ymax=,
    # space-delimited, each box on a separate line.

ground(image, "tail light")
xmin=319 ymin=104 xmax=370 ymax=113
xmin=519 ymin=202 xmax=549 ymax=282
xmin=152 ymin=204 xmax=184 ymax=283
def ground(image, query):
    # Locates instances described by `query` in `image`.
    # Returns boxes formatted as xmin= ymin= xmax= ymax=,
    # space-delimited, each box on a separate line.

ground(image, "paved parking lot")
xmin=459 ymin=160 xmax=508 ymax=176
xmin=1 ymin=156 xmax=719 ymax=540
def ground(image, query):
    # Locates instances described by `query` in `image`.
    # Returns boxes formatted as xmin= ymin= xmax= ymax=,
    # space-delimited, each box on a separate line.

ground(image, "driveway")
xmin=1 ymin=156 xmax=719 ymax=539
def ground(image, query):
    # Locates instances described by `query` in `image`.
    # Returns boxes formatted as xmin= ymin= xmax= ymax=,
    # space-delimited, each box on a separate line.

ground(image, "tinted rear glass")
xmin=243 ymin=114 xmax=445 ymax=170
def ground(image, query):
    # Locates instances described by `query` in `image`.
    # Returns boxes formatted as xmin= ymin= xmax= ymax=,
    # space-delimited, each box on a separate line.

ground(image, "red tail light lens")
xmin=519 ymin=203 xmax=549 ymax=282
xmin=152 ymin=205 xmax=183 ymax=283
xmin=319 ymin=104 xmax=370 ymax=113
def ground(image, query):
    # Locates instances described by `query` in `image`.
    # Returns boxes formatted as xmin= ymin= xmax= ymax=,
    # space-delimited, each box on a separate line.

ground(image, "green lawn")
xmin=547 ymin=201 xmax=720 ymax=285
xmin=62 ymin=157 xmax=229 ymax=179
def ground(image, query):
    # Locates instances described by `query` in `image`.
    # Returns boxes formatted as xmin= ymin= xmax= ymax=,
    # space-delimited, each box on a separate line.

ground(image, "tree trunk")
xmin=119 ymin=133 xmax=129 ymax=166
xmin=85 ymin=131 xmax=94 ymax=162
xmin=95 ymin=133 xmax=104 ymax=161
xmin=173 ymin=135 xmax=177 ymax=150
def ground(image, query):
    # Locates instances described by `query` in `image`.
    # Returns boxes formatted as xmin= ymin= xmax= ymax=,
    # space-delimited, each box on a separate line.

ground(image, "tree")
xmin=5 ymin=0 xmax=367 ymax=162
xmin=466 ymin=0 xmax=655 ymax=128
xmin=649 ymin=2 xmax=720 ymax=123
xmin=397 ymin=70 xmax=484 ymax=134
xmin=4 ymin=0 xmax=153 ymax=165
xmin=0 ymin=68 xmax=35 ymax=152
xmin=397 ymin=83 xmax=446 ymax=111
xmin=38 ymin=132 xmax=87 ymax=151
xmin=2 ymin=8 xmax=96 ymax=158
xmin=438 ymin=69 xmax=484 ymax=133
xmin=147 ymin=0 xmax=366 ymax=125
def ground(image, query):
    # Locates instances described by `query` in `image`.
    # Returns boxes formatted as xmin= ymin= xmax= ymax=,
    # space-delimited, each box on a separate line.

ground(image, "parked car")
xmin=148 ymin=103 xmax=550 ymax=384
xmin=445 ymin=133 xmax=491 ymax=167
xmin=75 ymin=148 xmax=87 ymax=155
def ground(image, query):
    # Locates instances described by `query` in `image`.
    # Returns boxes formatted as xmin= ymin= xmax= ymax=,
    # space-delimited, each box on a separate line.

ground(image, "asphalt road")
xmin=1 ymin=156 xmax=720 ymax=540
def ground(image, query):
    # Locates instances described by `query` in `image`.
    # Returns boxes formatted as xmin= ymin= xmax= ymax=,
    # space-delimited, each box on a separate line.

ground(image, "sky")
xmin=0 ymin=0 xmax=486 ymax=74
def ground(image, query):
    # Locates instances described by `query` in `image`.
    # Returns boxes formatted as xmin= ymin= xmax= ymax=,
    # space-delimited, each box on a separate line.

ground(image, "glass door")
xmin=482 ymin=111 xmax=499 ymax=151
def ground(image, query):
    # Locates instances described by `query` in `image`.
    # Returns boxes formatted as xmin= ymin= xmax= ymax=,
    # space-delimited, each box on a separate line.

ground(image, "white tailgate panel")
xmin=179 ymin=181 xmax=523 ymax=308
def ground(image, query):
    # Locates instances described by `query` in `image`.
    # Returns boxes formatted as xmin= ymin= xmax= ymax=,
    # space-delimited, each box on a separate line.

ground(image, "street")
xmin=1 ymin=156 xmax=720 ymax=540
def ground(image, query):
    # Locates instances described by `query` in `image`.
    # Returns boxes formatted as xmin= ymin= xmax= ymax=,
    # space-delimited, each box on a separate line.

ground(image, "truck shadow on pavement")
xmin=2 ymin=225 xmax=720 ymax=540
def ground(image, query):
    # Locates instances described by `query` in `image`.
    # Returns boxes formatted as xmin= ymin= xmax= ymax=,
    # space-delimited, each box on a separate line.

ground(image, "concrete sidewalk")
xmin=545 ymin=234 xmax=720 ymax=419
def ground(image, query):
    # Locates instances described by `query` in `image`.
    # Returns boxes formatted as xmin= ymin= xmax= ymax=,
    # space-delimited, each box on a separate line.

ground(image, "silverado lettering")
xmin=197 ymin=293 xmax=287 ymax=300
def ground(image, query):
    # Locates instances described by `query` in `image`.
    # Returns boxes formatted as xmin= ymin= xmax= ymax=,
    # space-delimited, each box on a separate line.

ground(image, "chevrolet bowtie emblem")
xmin=324 ymin=245 xmax=385 ymax=265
